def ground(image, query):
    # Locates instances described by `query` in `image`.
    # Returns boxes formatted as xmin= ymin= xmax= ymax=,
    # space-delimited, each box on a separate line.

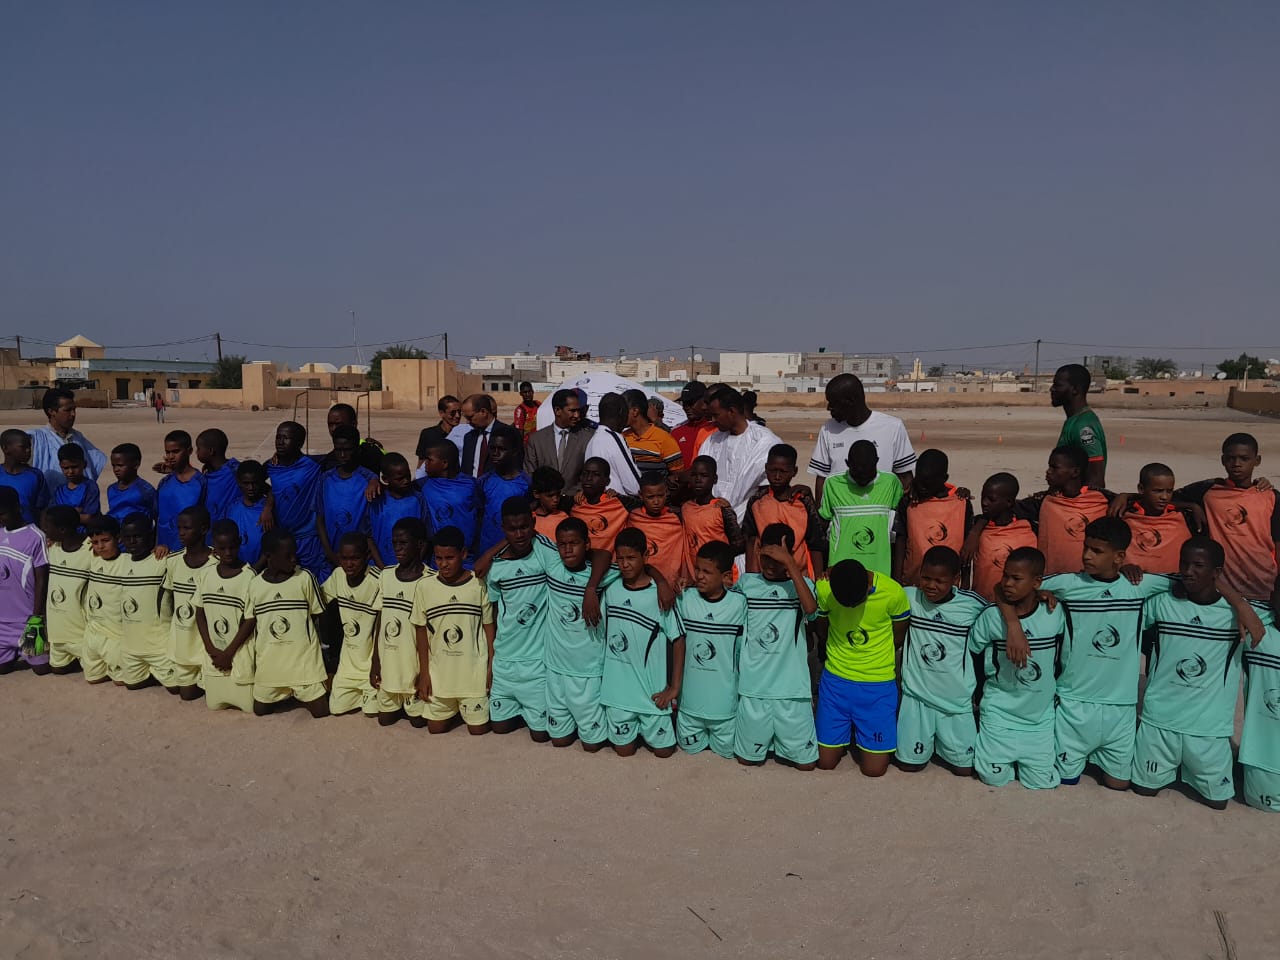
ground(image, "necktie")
xmin=477 ymin=429 xmax=489 ymax=475
xmin=557 ymin=428 xmax=568 ymax=467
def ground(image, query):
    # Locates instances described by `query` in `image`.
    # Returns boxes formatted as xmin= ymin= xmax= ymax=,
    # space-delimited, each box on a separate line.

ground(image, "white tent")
xmin=535 ymin=373 xmax=686 ymax=430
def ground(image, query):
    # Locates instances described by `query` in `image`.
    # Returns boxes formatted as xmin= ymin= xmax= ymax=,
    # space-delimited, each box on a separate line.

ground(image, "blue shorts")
xmin=815 ymin=671 xmax=897 ymax=752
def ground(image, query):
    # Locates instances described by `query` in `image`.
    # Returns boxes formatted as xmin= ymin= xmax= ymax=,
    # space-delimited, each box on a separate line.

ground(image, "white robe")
xmin=701 ymin=421 xmax=782 ymax=524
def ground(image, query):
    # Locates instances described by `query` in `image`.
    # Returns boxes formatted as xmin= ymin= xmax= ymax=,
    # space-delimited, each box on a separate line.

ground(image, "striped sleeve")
xmin=808 ymin=425 xmax=833 ymax=476
xmin=890 ymin=420 xmax=917 ymax=474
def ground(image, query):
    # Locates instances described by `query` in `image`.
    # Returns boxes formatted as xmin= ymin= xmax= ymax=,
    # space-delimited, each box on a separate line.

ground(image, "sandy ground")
xmin=2 ymin=403 xmax=1279 ymax=960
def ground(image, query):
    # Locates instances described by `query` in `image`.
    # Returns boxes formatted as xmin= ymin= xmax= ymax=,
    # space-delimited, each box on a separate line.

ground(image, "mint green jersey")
xmin=486 ymin=534 xmax=560 ymax=665
xmin=901 ymin=587 xmax=987 ymax=714
xmin=818 ymin=471 xmax=903 ymax=576
xmin=1042 ymin=572 xmax=1173 ymax=706
xmin=736 ymin=573 xmax=816 ymax=700
xmin=677 ymin=587 xmax=747 ymax=720
xmin=544 ymin=558 xmax=620 ymax=677
xmin=1241 ymin=608 xmax=1280 ymax=773
xmin=968 ymin=602 xmax=1064 ymax=729
xmin=600 ymin=581 xmax=684 ymax=715
xmin=1141 ymin=592 xmax=1242 ymax=737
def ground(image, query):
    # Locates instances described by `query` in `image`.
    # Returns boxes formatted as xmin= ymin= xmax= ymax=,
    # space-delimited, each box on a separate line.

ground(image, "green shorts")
xmin=204 ymin=672 xmax=254 ymax=712
xmin=545 ymin=671 xmax=606 ymax=743
xmin=895 ymin=694 xmax=976 ymax=768
xmin=975 ymin=713 xmax=1056 ymax=790
xmin=604 ymin=706 xmax=675 ymax=749
xmin=119 ymin=648 xmax=177 ymax=688
xmin=489 ymin=660 xmax=547 ymax=732
xmin=1243 ymin=766 xmax=1280 ymax=813
xmin=257 ymin=681 xmax=330 ymax=706
xmin=734 ymin=696 xmax=818 ymax=766
xmin=329 ymin=676 xmax=378 ymax=716
xmin=1055 ymin=697 xmax=1135 ymax=781
xmin=677 ymin=711 xmax=736 ymax=759
xmin=1131 ymin=723 xmax=1234 ymax=802
xmin=169 ymin=661 xmax=202 ymax=688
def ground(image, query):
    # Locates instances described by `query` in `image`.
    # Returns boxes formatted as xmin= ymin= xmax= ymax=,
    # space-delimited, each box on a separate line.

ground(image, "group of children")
xmin=2 ymin=408 xmax=1279 ymax=814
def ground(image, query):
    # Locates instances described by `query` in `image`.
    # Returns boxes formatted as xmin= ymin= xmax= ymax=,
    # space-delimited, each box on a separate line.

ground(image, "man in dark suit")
xmin=454 ymin=394 xmax=508 ymax=477
xmin=523 ymin=388 xmax=592 ymax=495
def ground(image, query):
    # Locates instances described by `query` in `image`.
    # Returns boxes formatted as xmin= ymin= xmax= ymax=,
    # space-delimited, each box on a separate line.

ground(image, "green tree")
xmin=1134 ymin=357 xmax=1176 ymax=379
xmin=1217 ymin=353 xmax=1266 ymax=380
xmin=368 ymin=343 xmax=431 ymax=389
xmin=926 ymin=365 xmax=945 ymax=378
xmin=1101 ymin=359 xmax=1130 ymax=380
xmin=206 ymin=354 xmax=247 ymax=389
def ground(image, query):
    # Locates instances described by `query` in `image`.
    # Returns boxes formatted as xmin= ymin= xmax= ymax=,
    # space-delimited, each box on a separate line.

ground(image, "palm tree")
xmin=368 ymin=344 xmax=431 ymax=389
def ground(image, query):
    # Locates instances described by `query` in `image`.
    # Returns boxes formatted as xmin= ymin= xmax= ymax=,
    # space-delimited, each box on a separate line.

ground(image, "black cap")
xmin=678 ymin=381 xmax=706 ymax=404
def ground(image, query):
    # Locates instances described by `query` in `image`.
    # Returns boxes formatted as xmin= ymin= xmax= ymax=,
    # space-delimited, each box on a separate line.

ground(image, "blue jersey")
xmin=477 ymin=472 xmax=531 ymax=556
xmin=423 ymin=475 xmax=480 ymax=558
xmin=107 ymin=477 xmax=158 ymax=524
xmin=224 ymin=498 xmax=268 ymax=567
xmin=319 ymin=466 xmax=375 ymax=550
xmin=51 ymin=479 xmax=101 ymax=518
xmin=368 ymin=488 xmax=428 ymax=567
xmin=0 ymin=466 xmax=49 ymax=525
xmin=202 ymin=460 xmax=240 ymax=522
xmin=156 ymin=471 xmax=207 ymax=551
xmin=266 ymin=457 xmax=321 ymax=538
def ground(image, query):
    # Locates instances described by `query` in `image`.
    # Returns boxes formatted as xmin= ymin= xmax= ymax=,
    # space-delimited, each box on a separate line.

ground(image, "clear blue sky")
xmin=3 ymin=2 xmax=1278 ymax=373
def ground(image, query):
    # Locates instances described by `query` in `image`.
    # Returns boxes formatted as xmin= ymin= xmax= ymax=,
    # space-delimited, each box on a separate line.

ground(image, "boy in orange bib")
xmin=743 ymin=444 xmax=824 ymax=577
xmin=1014 ymin=446 xmax=1111 ymax=576
xmin=894 ymin=449 xmax=972 ymax=587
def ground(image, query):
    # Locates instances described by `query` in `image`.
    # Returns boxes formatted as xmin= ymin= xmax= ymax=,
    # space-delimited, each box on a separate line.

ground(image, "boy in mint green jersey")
xmin=896 ymin=546 xmax=987 ymax=777
xmin=677 ymin=540 xmax=747 ymax=759
xmin=735 ymin=523 xmax=819 ymax=770
xmin=1241 ymin=604 xmax=1280 ymax=812
xmin=544 ymin=516 xmax=618 ymax=751
xmin=818 ymin=439 xmax=903 ymax=576
xmin=599 ymin=528 xmax=685 ymax=757
xmin=968 ymin=547 xmax=1065 ymax=789
xmin=1132 ymin=537 xmax=1264 ymax=809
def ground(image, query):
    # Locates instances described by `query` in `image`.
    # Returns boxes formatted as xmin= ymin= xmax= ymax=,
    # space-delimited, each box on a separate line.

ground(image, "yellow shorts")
xmin=169 ymin=661 xmax=202 ymax=688
xmin=421 ymin=695 xmax=489 ymax=725
xmin=204 ymin=672 xmax=255 ymax=712
xmin=374 ymin=689 xmax=425 ymax=717
xmin=50 ymin=635 xmax=82 ymax=669
xmin=330 ymin=677 xmax=378 ymax=716
xmin=253 ymin=681 xmax=328 ymax=705
xmin=119 ymin=648 xmax=176 ymax=687
xmin=81 ymin=629 xmax=121 ymax=683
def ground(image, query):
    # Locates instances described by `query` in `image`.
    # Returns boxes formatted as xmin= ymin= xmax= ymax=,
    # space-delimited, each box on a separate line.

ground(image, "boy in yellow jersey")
xmin=82 ymin=515 xmax=124 ymax=683
xmin=163 ymin=505 xmax=215 ymax=700
xmin=371 ymin=517 xmax=430 ymax=726
xmin=814 ymin=557 xmax=911 ymax=775
xmin=196 ymin=520 xmax=257 ymax=711
xmin=412 ymin=525 xmax=495 ymax=734
xmin=42 ymin=505 xmax=92 ymax=674
xmin=117 ymin=513 xmax=177 ymax=691
xmin=322 ymin=532 xmax=381 ymax=716
xmin=233 ymin=528 xmax=329 ymax=717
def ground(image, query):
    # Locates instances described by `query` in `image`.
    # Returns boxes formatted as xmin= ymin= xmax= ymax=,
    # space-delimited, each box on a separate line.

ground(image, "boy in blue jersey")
xmin=896 ymin=546 xmax=987 ymax=777
xmin=1132 ymin=537 xmax=1263 ymax=809
xmin=0 ymin=429 xmax=49 ymax=525
xmin=266 ymin=421 xmax=326 ymax=579
xmin=735 ymin=523 xmax=820 ymax=770
xmin=196 ymin=429 xmax=240 ymax=522
xmin=156 ymin=430 xmax=207 ymax=552
xmin=106 ymin=444 xmax=157 ymax=523
xmin=677 ymin=540 xmax=747 ymax=759
xmin=421 ymin=438 xmax=480 ymax=565
xmin=599 ymin=528 xmax=685 ymax=757
xmin=368 ymin=452 xmax=429 ymax=569
xmin=544 ymin=517 xmax=618 ymax=750
xmin=967 ymin=547 xmax=1065 ymax=789
xmin=476 ymin=428 xmax=531 ymax=557
xmin=317 ymin=425 xmax=376 ymax=570
xmin=1241 ymin=605 xmax=1280 ymax=812
xmin=225 ymin=460 xmax=270 ymax=570
xmin=52 ymin=443 xmax=100 ymax=526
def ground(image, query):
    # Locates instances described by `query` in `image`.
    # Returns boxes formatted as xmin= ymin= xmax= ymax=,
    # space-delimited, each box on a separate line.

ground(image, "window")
xmin=189 ymin=380 xmax=200 ymax=389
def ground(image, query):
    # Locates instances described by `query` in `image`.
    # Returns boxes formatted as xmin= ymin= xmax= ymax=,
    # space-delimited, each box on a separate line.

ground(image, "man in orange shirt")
xmin=622 ymin=390 xmax=684 ymax=478
xmin=672 ymin=382 xmax=717 ymax=468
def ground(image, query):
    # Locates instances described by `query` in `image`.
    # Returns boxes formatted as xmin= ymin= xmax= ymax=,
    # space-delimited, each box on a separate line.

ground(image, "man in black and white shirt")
xmin=808 ymin=373 xmax=916 ymax=501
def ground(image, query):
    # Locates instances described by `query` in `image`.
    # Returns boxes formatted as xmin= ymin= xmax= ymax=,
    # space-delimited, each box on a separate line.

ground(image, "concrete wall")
xmin=381 ymin=359 xmax=481 ymax=412
xmin=1229 ymin=388 xmax=1280 ymax=418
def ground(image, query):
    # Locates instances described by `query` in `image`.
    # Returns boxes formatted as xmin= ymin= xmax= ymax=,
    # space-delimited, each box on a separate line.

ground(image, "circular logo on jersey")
xmin=434 ymin=505 xmax=455 ymax=523
xmin=845 ymin=628 xmax=871 ymax=646
xmin=214 ymin=616 xmax=232 ymax=638
xmin=694 ymin=639 xmax=716 ymax=665
xmin=757 ymin=623 xmax=781 ymax=648
xmin=50 ymin=586 xmax=66 ymax=605
xmin=926 ymin=522 xmax=949 ymax=545
xmin=443 ymin=625 xmax=463 ymax=647
xmin=1065 ymin=513 xmax=1088 ymax=538
xmin=269 ymin=615 xmax=290 ymax=639
xmin=343 ymin=619 xmax=359 ymax=638
xmin=852 ymin=527 xmax=875 ymax=550
xmin=587 ymin=514 xmax=608 ymax=535
xmin=0 ymin=565 xmax=12 ymax=582
xmin=990 ymin=546 xmax=1011 ymax=570
xmin=919 ymin=639 xmax=946 ymax=665
xmin=240 ymin=531 xmax=250 ymax=547
xmin=385 ymin=618 xmax=402 ymax=639
xmin=689 ymin=532 xmax=701 ymax=549
xmin=176 ymin=603 xmax=195 ymax=624
xmin=608 ymin=634 xmax=629 ymax=655
xmin=123 ymin=597 xmax=139 ymax=617
xmin=1264 ymin=688 xmax=1280 ymax=717
xmin=1133 ymin=527 xmax=1161 ymax=552
xmin=1224 ymin=505 xmax=1248 ymax=527
xmin=88 ymin=592 xmax=103 ymax=611
xmin=1175 ymin=654 xmax=1207 ymax=683
xmin=1091 ymin=625 xmax=1121 ymax=653
xmin=515 ymin=603 xmax=538 ymax=626
xmin=336 ymin=509 xmax=353 ymax=526
xmin=560 ymin=604 xmax=582 ymax=625
xmin=1079 ymin=426 xmax=1095 ymax=445
xmin=645 ymin=539 xmax=658 ymax=558
xmin=1015 ymin=660 xmax=1042 ymax=685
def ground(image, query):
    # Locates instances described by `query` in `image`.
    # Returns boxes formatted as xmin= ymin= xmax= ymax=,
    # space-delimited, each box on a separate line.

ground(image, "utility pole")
xmin=14 ymin=335 xmax=20 ymax=360
xmin=443 ymin=333 xmax=448 ymax=360
xmin=1033 ymin=338 xmax=1040 ymax=388
xmin=690 ymin=345 xmax=696 ymax=380
xmin=215 ymin=332 xmax=223 ymax=362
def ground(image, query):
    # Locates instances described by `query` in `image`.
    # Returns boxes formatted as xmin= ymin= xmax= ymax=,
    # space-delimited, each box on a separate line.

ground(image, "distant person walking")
xmin=1051 ymin=363 xmax=1107 ymax=489
xmin=808 ymin=374 xmax=916 ymax=502
xmin=152 ymin=391 xmax=166 ymax=423
xmin=29 ymin=388 xmax=108 ymax=491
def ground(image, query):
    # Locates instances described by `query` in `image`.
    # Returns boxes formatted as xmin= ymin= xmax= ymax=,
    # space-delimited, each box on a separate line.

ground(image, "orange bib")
xmin=902 ymin=488 xmax=967 ymax=586
xmin=749 ymin=491 xmax=813 ymax=576
xmin=972 ymin=518 xmax=1038 ymax=602
xmin=534 ymin=510 xmax=568 ymax=544
xmin=1124 ymin=508 xmax=1190 ymax=575
xmin=625 ymin=509 xmax=690 ymax=586
xmin=1204 ymin=484 xmax=1278 ymax=601
xmin=1038 ymin=489 xmax=1110 ymax=575
xmin=571 ymin=495 xmax=630 ymax=553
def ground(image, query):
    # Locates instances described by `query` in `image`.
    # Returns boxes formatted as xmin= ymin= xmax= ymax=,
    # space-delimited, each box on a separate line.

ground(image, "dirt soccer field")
xmin=2 ymin=403 xmax=1278 ymax=959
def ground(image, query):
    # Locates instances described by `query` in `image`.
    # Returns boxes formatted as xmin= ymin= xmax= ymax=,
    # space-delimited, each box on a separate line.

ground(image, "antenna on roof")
xmin=351 ymin=310 xmax=364 ymax=365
